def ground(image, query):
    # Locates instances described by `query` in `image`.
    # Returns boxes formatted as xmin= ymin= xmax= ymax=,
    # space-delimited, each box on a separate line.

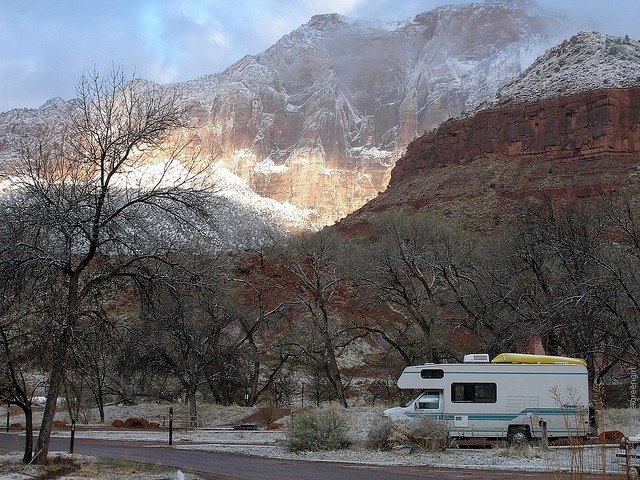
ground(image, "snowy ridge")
xmin=0 ymin=155 xmax=312 ymax=252
xmin=484 ymin=32 xmax=640 ymax=108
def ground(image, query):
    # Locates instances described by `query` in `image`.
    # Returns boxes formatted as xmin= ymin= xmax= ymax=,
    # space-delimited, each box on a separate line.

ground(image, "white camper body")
xmin=383 ymin=353 xmax=590 ymax=443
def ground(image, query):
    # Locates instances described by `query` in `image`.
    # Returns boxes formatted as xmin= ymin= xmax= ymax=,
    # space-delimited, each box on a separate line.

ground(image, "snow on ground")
xmin=46 ymin=426 xmax=629 ymax=475
xmin=16 ymin=404 xmax=636 ymax=475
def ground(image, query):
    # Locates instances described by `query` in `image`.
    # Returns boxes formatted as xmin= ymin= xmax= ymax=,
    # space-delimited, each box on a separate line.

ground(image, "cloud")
xmin=1 ymin=0 xmax=640 ymax=113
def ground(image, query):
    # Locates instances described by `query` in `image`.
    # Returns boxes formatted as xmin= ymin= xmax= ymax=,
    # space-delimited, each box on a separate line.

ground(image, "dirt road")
xmin=0 ymin=432 xmax=599 ymax=479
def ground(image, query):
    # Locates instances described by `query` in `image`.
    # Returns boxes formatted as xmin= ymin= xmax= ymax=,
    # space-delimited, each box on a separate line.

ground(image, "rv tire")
xmin=507 ymin=426 xmax=531 ymax=446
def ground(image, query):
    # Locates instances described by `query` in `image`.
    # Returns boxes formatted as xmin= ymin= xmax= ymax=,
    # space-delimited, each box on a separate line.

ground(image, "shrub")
xmin=406 ymin=416 xmax=450 ymax=451
xmin=285 ymin=406 xmax=351 ymax=452
xmin=366 ymin=417 xmax=394 ymax=450
xmin=368 ymin=417 xmax=450 ymax=453
xmin=254 ymin=403 xmax=280 ymax=427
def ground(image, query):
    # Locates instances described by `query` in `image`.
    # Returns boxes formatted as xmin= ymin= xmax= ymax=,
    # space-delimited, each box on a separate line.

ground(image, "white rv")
xmin=383 ymin=353 xmax=591 ymax=444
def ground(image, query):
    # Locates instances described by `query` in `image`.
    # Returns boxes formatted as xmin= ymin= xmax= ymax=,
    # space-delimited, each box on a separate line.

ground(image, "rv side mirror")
xmin=413 ymin=401 xmax=418 ymax=410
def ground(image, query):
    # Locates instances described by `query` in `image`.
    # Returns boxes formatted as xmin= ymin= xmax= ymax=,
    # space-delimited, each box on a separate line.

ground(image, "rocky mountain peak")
xmin=485 ymin=31 xmax=640 ymax=109
xmin=307 ymin=13 xmax=350 ymax=31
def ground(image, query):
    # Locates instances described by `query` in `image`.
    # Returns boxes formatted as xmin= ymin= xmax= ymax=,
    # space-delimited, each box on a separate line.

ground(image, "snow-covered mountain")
xmin=483 ymin=31 xmax=640 ymax=109
xmin=0 ymin=2 xmax=571 ymax=238
xmin=172 ymin=2 xmax=568 ymax=226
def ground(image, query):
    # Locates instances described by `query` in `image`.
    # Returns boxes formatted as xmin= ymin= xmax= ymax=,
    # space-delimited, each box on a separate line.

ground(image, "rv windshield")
xmin=416 ymin=391 xmax=440 ymax=410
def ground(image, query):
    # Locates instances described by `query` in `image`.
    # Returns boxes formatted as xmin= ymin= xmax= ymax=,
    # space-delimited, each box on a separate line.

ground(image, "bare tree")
xmin=230 ymin=237 xmax=298 ymax=406
xmin=0 ymin=197 xmax=57 ymax=463
xmin=503 ymin=201 xmax=609 ymax=379
xmin=587 ymin=194 xmax=640 ymax=380
xmin=278 ymin=230 xmax=371 ymax=407
xmin=0 ymin=304 xmax=40 ymax=462
xmin=65 ymin=308 xmax=129 ymax=423
xmin=0 ymin=67 xmax=214 ymax=463
xmin=357 ymin=212 xmax=473 ymax=363
xmin=134 ymin=260 xmax=243 ymax=418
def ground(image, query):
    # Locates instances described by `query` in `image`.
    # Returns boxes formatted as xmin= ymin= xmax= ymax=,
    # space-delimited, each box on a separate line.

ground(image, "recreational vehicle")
xmin=383 ymin=353 xmax=590 ymax=445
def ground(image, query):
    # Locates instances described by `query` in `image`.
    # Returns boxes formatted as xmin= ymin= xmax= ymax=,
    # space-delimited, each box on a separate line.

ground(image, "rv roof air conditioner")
xmin=463 ymin=354 xmax=490 ymax=363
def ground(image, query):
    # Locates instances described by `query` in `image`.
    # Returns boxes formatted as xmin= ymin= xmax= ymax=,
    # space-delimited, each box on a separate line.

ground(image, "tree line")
xmin=1 ymin=68 xmax=640 ymax=465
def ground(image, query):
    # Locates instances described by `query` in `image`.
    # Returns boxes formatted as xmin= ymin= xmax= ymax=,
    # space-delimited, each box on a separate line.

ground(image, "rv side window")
xmin=420 ymin=369 xmax=444 ymax=379
xmin=451 ymin=383 xmax=497 ymax=403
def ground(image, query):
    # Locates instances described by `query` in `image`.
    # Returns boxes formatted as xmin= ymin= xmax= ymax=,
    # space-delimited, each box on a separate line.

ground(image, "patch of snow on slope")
xmin=111 ymin=159 xmax=194 ymax=190
xmin=253 ymin=159 xmax=288 ymax=174
xmin=349 ymin=146 xmax=394 ymax=163
xmin=485 ymin=31 xmax=640 ymax=108
xmin=461 ymin=33 xmax=561 ymax=112
xmin=210 ymin=162 xmax=315 ymax=231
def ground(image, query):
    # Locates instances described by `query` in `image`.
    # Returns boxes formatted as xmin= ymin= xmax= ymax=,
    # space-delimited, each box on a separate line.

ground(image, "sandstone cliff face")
xmin=338 ymin=86 xmax=640 ymax=235
xmin=392 ymin=87 xmax=640 ymax=183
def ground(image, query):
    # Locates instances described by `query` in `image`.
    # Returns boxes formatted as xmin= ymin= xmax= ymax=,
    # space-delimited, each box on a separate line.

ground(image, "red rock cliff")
xmin=335 ymin=86 xmax=640 ymax=236
xmin=391 ymin=86 xmax=640 ymax=186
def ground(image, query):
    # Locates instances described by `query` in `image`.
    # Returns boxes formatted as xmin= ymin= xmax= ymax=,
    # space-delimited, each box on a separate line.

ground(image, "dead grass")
xmin=0 ymin=453 xmax=206 ymax=480
xmin=602 ymin=408 xmax=640 ymax=436
xmin=9 ymin=402 xmax=260 ymax=430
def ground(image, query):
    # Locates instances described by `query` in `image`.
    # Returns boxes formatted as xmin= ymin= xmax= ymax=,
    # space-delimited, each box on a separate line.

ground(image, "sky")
xmin=1 ymin=0 xmax=640 ymax=113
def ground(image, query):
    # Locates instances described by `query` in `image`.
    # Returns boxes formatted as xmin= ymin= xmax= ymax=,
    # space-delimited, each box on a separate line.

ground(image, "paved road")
xmin=0 ymin=433 xmax=597 ymax=479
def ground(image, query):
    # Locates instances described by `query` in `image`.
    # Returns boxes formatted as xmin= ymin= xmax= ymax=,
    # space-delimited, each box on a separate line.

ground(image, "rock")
xmin=0 ymin=3 xmax=566 ymax=228
xmin=112 ymin=419 xmax=125 ymax=428
xmin=124 ymin=417 xmax=150 ymax=428
xmin=601 ymin=430 xmax=625 ymax=443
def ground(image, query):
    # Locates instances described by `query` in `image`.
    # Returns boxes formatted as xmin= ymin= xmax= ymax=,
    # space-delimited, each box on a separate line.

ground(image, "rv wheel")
xmin=507 ymin=426 xmax=531 ymax=447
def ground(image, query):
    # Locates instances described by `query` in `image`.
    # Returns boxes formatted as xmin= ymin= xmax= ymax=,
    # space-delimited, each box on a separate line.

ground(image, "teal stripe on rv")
xmin=403 ymin=370 xmax=582 ymax=376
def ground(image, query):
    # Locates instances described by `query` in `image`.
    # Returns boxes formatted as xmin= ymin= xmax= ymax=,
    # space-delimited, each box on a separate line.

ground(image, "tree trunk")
xmin=325 ymin=364 xmax=348 ymax=407
xmin=15 ymin=403 xmax=33 ymax=464
xmin=188 ymin=387 xmax=198 ymax=427
xmin=247 ymin=337 xmax=260 ymax=407
xmin=96 ymin=382 xmax=105 ymax=423
xmin=324 ymin=342 xmax=348 ymax=408
xmin=319 ymin=303 xmax=348 ymax=408
xmin=35 ymin=327 xmax=71 ymax=464
xmin=87 ymin=378 xmax=106 ymax=423
xmin=23 ymin=406 xmax=33 ymax=463
xmin=206 ymin=378 xmax=222 ymax=404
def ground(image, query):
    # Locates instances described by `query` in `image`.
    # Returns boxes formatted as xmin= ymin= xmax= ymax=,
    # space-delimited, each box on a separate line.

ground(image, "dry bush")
xmin=405 ymin=416 xmax=450 ymax=451
xmin=367 ymin=417 xmax=449 ymax=453
xmin=365 ymin=417 xmax=394 ymax=450
xmin=0 ymin=453 xmax=204 ymax=480
xmin=494 ymin=444 xmax=543 ymax=459
xmin=285 ymin=405 xmax=351 ymax=452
